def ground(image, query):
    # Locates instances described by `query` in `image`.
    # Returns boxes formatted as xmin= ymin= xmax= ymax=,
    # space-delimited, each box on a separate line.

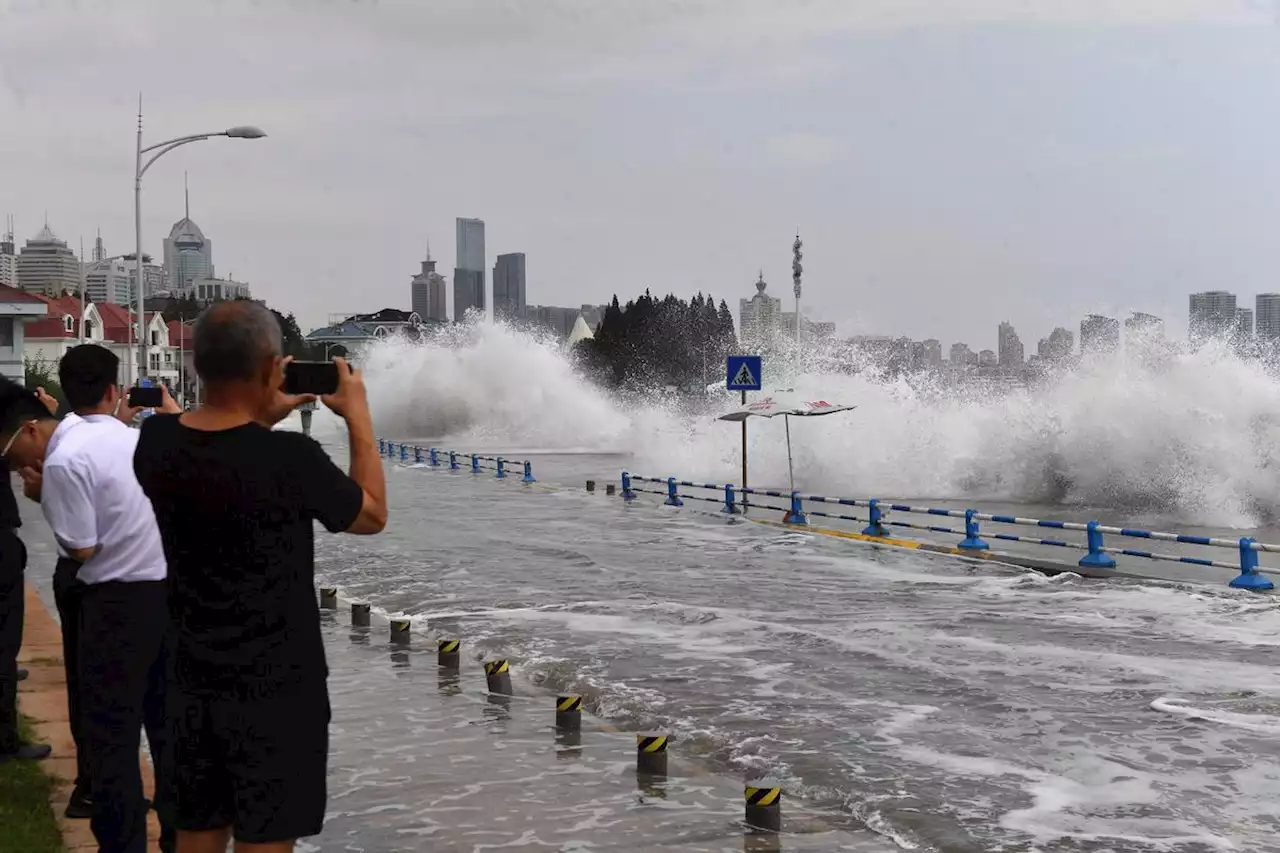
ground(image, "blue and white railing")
xmin=377 ymin=439 xmax=536 ymax=484
xmin=618 ymin=472 xmax=1276 ymax=592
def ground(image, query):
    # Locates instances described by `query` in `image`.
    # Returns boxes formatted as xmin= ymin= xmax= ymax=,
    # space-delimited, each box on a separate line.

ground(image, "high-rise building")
xmin=1236 ymin=307 xmax=1254 ymax=342
xmin=997 ymin=321 xmax=1024 ymax=367
xmin=1257 ymin=294 xmax=1280 ymax=341
xmin=978 ymin=349 xmax=997 ymax=367
xmin=920 ymin=339 xmax=943 ymax=366
xmin=123 ymin=253 xmax=164 ymax=298
xmin=1080 ymin=314 xmax=1120 ymax=355
xmin=1037 ymin=327 xmax=1074 ymax=362
xmin=739 ymin=271 xmax=782 ymax=346
xmin=493 ymin=253 xmax=527 ymax=322
xmin=410 ymin=247 xmax=448 ymax=322
xmin=84 ymin=259 xmax=133 ymax=305
xmin=163 ymin=179 xmax=214 ymax=293
xmin=17 ymin=224 xmax=80 ymax=297
xmin=0 ymin=216 xmax=16 ymax=288
xmin=453 ymin=217 xmax=486 ymax=321
xmin=1189 ymin=291 xmax=1236 ymax=344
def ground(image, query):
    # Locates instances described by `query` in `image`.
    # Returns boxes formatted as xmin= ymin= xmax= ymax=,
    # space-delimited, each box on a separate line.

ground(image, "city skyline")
xmin=8 ymin=4 xmax=1280 ymax=335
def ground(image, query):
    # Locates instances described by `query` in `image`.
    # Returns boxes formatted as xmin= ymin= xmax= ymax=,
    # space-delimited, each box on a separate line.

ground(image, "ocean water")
xmin=293 ymin=319 xmax=1280 ymax=852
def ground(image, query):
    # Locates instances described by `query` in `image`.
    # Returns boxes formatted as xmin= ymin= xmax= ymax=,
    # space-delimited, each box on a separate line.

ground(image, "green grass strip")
xmin=0 ymin=717 xmax=65 ymax=853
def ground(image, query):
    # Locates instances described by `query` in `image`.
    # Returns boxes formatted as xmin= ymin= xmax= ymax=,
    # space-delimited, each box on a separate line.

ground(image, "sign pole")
xmin=741 ymin=389 xmax=747 ymax=512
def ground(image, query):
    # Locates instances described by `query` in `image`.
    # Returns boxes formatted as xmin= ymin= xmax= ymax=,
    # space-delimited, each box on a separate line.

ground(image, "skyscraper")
xmin=492 ymin=252 xmax=526 ymax=321
xmin=17 ymin=223 xmax=80 ymax=297
xmin=410 ymin=246 xmax=448 ymax=322
xmin=163 ymin=176 xmax=214 ymax=294
xmin=1189 ymin=291 xmax=1236 ymax=344
xmin=997 ymin=321 xmax=1024 ymax=367
xmin=1257 ymin=294 xmax=1280 ymax=341
xmin=1037 ymin=327 xmax=1074 ymax=363
xmin=84 ymin=259 xmax=133 ymax=305
xmin=453 ymin=217 xmax=485 ymax=321
xmin=1080 ymin=314 xmax=1120 ymax=355
xmin=0 ymin=216 xmax=15 ymax=288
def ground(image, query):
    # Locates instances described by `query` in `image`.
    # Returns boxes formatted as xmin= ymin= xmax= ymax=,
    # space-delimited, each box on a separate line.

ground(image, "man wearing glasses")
xmin=0 ymin=344 xmax=179 ymax=853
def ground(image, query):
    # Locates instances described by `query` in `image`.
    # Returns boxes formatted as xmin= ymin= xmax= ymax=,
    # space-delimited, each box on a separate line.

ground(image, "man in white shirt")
xmin=0 ymin=343 xmax=179 ymax=853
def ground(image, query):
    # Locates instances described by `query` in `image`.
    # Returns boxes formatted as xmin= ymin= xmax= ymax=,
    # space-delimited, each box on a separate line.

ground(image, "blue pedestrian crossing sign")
xmin=726 ymin=355 xmax=763 ymax=391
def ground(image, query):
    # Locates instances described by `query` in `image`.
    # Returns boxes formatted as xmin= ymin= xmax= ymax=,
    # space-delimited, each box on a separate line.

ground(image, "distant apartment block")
xmin=1257 ymin=294 xmax=1280 ymax=341
xmin=1189 ymin=291 xmax=1236 ymax=344
xmin=1080 ymin=314 xmax=1120 ymax=355
xmin=997 ymin=321 xmax=1024 ymax=367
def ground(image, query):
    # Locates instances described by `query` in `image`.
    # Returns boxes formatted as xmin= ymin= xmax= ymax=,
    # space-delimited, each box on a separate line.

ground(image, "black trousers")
xmin=79 ymin=580 xmax=174 ymax=853
xmin=0 ymin=529 xmax=25 ymax=753
xmin=52 ymin=557 xmax=87 ymax=789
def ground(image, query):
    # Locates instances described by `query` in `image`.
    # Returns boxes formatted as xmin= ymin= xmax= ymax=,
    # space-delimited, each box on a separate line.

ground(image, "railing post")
xmin=665 ymin=477 xmax=683 ymax=507
xmin=429 ymin=447 xmax=440 ymax=467
xmin=1229 ymin=537 xmax=1274 ymax=591
xmin=449 ymin=451 xmax=459 ymax=471
xmin=471 ymin=454 xmax=480 ymax=475
xmin=1078 ymin=521 xmax=1116 ymax=569
xmin=784 ymin=491 xmax=808 ymax=525
xmin=723 ymin=484 xmax=740 ymax=514
xmin=414 ymin=446 xmax=423 ymax=464
xmin=958 ymin=509 xmax=988 ymax=550
xmin=522 ymin=461 xmax=536 ymax=483
xmin=378 ymin=439 xmax=385 ymax=454
xmin=496 ymin=458 xmax=506 ymax=479
xmin=862 ymin=499 xmax=888 ymax=537
xmin=621 ymin=472 xmax=636 ymax=501
xmin=400 ymin=444 xmax=408 ymax=461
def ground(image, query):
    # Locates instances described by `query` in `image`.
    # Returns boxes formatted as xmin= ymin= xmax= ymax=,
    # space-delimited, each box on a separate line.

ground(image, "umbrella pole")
xmin=785 ymin=414 xmax=795 ymax=493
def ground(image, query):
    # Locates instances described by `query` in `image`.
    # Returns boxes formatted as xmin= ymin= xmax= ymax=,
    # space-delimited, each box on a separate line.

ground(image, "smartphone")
xmin=128 ymin=386 xmax=163 ymax=408
xmin=284 ymin=361 xmax=339 ymax=396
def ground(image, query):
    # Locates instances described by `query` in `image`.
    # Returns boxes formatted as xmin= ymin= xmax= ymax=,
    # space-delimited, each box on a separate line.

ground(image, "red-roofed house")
xmin=24 ymin=293 xmax=182 ymax=392
xmin=0 ymin=283 xmax=55 ymax=382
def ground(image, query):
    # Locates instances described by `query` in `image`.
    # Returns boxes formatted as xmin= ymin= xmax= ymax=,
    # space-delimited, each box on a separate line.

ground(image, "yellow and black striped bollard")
xmin=319 ymin=587 xmax=338 ymax=610
xmin=437 ymin=639 xmax=460 ymax=669
xmin=636 ymin=734 xmax=668 ymax=777
xmin=484 ymin=659 xmax=512 ymax=695
xmin=744 ymin=784 xmax=782 ymax=832
xmin=390 ymin=617 xmax=411 ymax=645
xmin=351 ymin=601 xmax=371 ymax=627
xmin=555 ymin=696 xmax=582 ymax=731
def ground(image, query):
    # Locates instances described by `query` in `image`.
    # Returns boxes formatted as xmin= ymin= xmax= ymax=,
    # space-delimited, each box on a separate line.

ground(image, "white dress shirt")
xmin=42 ymin=413 xmax=167 ymax=584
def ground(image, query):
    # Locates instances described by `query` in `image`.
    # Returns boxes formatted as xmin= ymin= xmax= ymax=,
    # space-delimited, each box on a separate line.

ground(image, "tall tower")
xmin=453 ymin=217 xmax=486 ymax=321
xmin=792 ymin=231 xmax=803 ymax=355
xmin=93 ymin=228 xmax=105 ymax=262
xmin=0 ymin=216 xmax=16 ymax=288
xmin=411 ymin=242 xmax=448 ymax=322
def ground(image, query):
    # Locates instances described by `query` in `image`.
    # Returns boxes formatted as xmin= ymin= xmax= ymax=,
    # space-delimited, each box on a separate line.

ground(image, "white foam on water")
xmin=361 ymin=324 xmax=1280 ymax=527
xmin=1149 ymin=697 xmax=1280 ymax=735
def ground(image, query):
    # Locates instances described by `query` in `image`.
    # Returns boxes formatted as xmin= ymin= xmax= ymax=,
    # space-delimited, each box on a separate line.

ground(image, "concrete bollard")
xmin=636 ymin=734 xmax=669 ymax=777
xmin=586 ymin=480 xmax=596 ymax=493
xmin=484 ymin=659 xmax=513 ymax=695
xmin=319 ymin=587 xmax=338 ymax=609
xmin=605 ymin=483 xmax=616 ymax=496
xmin=351 ymin=601 xmax=371 ymax=627
xmin=437 ymin=639 xmax=460 ymax=669
xmin=390 ymin=618 xmax=411 ymax=645
xmin=555 ymin=696 xmax=582 ymax=731
xmin=744 ymin=784 xmax=782 ymax=832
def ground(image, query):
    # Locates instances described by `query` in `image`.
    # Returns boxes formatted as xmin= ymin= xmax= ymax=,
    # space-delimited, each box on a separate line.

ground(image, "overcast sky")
xmin=4 ymin=0 xmax=1280 ymax=350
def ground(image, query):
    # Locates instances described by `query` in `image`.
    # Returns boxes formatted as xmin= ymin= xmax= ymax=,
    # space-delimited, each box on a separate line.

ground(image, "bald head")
xmin=194 ymin=300 xmax=283 ymax=383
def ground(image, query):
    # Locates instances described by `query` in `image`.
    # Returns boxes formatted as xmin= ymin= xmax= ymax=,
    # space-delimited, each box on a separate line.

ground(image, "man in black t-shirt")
xmin=133 ymin=301 xmax=387 ymax=853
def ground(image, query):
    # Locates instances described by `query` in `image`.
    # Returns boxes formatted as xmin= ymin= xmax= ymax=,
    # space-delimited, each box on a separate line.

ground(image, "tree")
xmin=24 ymin=355 xmax=64 ymax=407
xmin=160 ymin=294 xmax=200 ymax=324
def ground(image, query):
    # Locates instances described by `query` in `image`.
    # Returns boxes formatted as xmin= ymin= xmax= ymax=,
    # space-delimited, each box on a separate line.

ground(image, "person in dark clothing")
xmin=0 ymin=384 xmax=49 ymax=761
xmin=133 ymin=301 xmax=386 ymax=853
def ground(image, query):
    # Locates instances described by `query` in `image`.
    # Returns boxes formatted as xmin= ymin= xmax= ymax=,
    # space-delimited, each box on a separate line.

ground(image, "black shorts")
xmin=170 ymin=677 xmax=330 ymax=843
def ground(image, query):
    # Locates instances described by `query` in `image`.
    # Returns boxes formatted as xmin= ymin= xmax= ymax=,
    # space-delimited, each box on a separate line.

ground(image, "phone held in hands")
xmin=128 ymin=385 xmax=164 ymax=409
xmin=284 ymin=361 xmax=339 ymax=396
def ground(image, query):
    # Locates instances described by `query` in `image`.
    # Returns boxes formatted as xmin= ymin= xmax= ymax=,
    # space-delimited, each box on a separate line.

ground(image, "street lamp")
xmin=132 ymin=101 xmax=265 ymax=384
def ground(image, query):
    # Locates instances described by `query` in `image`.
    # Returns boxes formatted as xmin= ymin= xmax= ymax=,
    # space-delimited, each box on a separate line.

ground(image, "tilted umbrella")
xmin=717 ymin=390 xmax=856 ymax=493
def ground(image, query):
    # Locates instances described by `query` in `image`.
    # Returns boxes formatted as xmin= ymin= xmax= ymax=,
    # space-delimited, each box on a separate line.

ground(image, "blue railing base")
xmin=783 ymin=492 xmax=809 ymax=526
xmin=958 ymin=509 xmax=988 ymax=550
xmin=1078 ymin=552 xmax=1117 ymax=570
xmin=1229 ymin=572 xmax=1274 ymax=592
xmin=957 ymin=537 xmax=989 ymax=551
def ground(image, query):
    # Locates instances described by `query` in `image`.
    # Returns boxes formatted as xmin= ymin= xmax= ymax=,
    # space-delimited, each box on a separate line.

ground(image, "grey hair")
xmin=193 ymin=300 xmax=284 ymax=383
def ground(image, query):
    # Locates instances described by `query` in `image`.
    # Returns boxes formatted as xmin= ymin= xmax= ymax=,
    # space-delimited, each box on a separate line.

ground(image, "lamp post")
xmin=133 ymin=101 xmax=265 ymax=384
xmin=792 ymin=231 xmax=803 ymax=364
